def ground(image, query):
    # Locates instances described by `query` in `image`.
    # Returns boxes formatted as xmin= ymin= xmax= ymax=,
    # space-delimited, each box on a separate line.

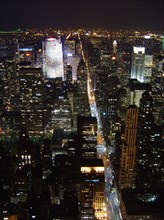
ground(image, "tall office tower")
xmin=77 ymin=116 xmax=105 ymax=219
xmin=66 ymin=54 xmax=81 ymax=81
xmin=65 ymin=64 xmax=72 ymax=84
xmin=43 ymin=79 xmax=57 ymax=132
xmin=102 ymin=94 xmax=118 ymax=140
xmin=136 ymin=91 xmax=163 ymax=188
xmin=144 ymin=54 xmax=153 ymax=83
xmin=150 ymin=125 xmax=163 ymax=185
xmin=16 ymin=129 xmax=42 ymax=202
xmin=151 ymin=85 xmax=163 ymax=125
xmin=73 ymin=60 xmax=91 ymax=127
xmin=64 ymin=38 xmax=81 ymax=81
xmin=50 ymin=96 xmax=72 ymax=133
xmin=106 ymin=94 xmax=118 ymax=121
xmin=42 ymin=38 xmax=64 ymax=79
xmin=41 ymin=139 xmax=52 ymax=180
xmin=0 ymin=61 xmax=21 ymax=137
xmin=0 ymin=63 xmax=7 ymax=112
xmin=131 ymin=47 xmax=145 ymax=83
xmin=109 ymin=116 xmax=122 ymax=152
xmin=119 ymin=106 xmax=138 ymax=189
xmin=80 ymin=160 xmax=105 ymax=219
xmin=43 ymin=77 xmax=67 ymax=134
xmin=94 ymin=68 xmax=108 ymax=114
xmin=77 ymin=116 xmax=97 ymax=159
xmin=18 ymin=68 xmax=43 ymax=135
xmin=137 ymin=91 xmax=154 ymax=185
xmin=0 ymin=61 xmax=18 ymax=111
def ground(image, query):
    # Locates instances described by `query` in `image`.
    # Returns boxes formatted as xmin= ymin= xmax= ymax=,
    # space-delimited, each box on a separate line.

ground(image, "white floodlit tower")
xmin=43 ymin=38 xmax=64 ymax=79
xmin=113 ymin=40 xmax=117 ymax=54
xmin=131 ymin=47 xmax=145 ymax=83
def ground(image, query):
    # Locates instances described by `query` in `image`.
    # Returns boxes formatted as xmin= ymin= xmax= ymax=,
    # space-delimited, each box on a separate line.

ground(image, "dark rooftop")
xmin=121 ymin=188 xmax=164 ymax=216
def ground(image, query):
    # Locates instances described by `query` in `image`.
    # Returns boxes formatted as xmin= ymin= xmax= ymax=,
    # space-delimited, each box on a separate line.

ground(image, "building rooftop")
xmin=121 ymin=188 xmax=164 ymax=216
xmin=129 ymin=79 xmax=152 ymax=91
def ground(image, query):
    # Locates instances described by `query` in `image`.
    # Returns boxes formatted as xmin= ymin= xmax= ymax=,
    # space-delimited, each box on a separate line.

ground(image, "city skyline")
xmin=0 ymin=26 xmax=163 ymax=219
xmin=0 ymin=0 xmax=164 ymax=31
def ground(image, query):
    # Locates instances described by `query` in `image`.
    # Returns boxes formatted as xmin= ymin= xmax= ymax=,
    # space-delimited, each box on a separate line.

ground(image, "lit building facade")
xmin=43 ymin=38 xmax=64 ymax=79
xmin=50 ymin=97 xmax=72 ymax=133
xmin=131 ymin=47 xmax=145 ymax=83
xmin=77 ymin=116 xmax=97 ymax=159
xmin=136 ymin=91 xmax=163 ymax=188
xmin=80 ymin=161 xmax=105 ymax=219
xmin=18 ymin=46 xmax=34 ymax=65
xmin=18 ymin=68 xmax=44 ymax=134
xmin=144 ymin=54 xmax=153 ymax=83
xmin=119 ymin=106 xmax=138 ymax=189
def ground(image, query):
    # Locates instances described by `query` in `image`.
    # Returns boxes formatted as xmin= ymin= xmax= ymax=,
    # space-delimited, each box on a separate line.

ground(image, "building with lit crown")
xmin=43 ymin=38 xmax=64 ymax=79
xmin=131 ymin=47 xmax=145 ymax=83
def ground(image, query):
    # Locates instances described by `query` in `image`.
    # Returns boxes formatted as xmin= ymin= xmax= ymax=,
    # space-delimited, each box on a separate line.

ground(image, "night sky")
xmin=0 ymin=0 xmax=163 ymax=31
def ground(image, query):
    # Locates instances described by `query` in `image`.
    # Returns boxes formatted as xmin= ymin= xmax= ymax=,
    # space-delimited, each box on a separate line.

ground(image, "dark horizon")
xmin=0 ymin=0 xmax=164 ymax=32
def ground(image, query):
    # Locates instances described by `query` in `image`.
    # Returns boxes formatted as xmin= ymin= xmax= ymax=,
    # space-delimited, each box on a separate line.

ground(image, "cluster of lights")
xmin=81 ymin=166 xmax=104 ymax=173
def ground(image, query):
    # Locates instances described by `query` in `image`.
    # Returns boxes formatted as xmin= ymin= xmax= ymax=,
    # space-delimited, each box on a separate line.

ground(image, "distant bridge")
xmin=0 ymin=29 xmax=23 ymax=34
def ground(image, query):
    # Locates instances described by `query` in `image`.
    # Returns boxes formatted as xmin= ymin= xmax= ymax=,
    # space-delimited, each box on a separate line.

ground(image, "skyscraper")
xmin=131 ymin=47 xmax=145 ymax=83
xmin=77 ymin=116 xmax=97 ymax=159
xmin=144 ymin=54 xmax=153 ymax=83
xmin=43 ymin=38 xmax=64 ymax=79
xmin=77 ymin=116 xmax=105 ymax=219
xmin=18 ymin=67 xmax=44 ymax=134
xmin=73 ymin=60 xmax=91 ymax=125
xmin=136 ymin=91 xmax=163 ymax=188
xmin=119 ymin=105 xmax=138 ymax=189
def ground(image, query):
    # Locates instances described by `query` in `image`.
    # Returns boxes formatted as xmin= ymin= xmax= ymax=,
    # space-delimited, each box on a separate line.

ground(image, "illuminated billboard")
xmin=43 ymin=38 xmax=64 ymax=79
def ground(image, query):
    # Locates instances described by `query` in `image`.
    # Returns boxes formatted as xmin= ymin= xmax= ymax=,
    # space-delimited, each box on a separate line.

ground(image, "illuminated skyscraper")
xmin=77 ymin=116 xmax=105 ymax=219
xmin=18 ymin=68 xmax=43 ymax=134
xmin=131 ymin=47 xmax=145 ymax=82
xmin=119 ymin=106 xmax=138 ymax=189
xmin=43 ymin=38 xmax=64 ymax=79
xmin=113 ymin=40 xmax=117 ymax=54
xmin=50 ymin=97 xmax=72 ymax=133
